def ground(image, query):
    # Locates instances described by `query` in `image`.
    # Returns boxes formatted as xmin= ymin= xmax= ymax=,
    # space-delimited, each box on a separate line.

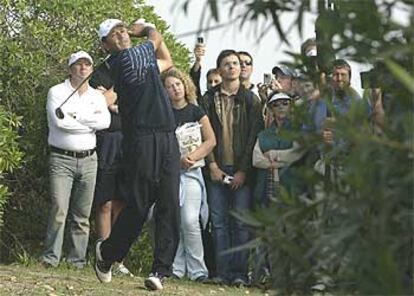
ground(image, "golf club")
xmin=55 ymin=54 xmax=111 ymax=119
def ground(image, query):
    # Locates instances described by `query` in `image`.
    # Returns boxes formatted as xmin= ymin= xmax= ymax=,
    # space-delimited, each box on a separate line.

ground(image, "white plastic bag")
xmin=175 ymin=122 xmax=205 ymax=169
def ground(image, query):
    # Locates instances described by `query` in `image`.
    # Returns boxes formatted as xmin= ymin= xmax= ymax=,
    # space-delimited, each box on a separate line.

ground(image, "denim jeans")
xmin=207 ymin=166 xmax=252 ymax=282
xmin=41 ymin=152 xmax=97 ymax=267
xmin=173 ymin=175 xmax=208 ymax=280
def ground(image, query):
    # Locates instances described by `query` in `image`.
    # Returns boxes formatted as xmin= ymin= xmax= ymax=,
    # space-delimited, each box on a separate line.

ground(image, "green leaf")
xmin=384 ymin=59 xmax=414 ymax=95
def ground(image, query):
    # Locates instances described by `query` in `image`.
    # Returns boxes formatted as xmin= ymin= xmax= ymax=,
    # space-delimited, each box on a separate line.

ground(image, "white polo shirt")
xmin=46 ymin=79 xmax=110 ymax=151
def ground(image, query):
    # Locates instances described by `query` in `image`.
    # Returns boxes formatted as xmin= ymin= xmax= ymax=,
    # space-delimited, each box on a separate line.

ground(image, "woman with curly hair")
xmin=161 ymin=68 xmax=216 ymax=282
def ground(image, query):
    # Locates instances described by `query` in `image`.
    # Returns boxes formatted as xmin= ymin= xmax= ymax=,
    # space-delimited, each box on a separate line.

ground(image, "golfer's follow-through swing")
xmin=93 ymin=18 xmax=181 ymax=291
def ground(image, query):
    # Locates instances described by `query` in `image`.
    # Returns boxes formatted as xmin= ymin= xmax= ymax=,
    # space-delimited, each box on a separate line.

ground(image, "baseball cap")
xmin=98 ymin=18 xmax=124 ymax=40
xmin=305 ymin=48 xmax=317 ymax=57
xmin=68 ymin=51 xmax=93 ymax=67
xmin=272 ymin=65 xmax=295 ymax=78
xmin=268 ymin=92 xmax=291 ymax=104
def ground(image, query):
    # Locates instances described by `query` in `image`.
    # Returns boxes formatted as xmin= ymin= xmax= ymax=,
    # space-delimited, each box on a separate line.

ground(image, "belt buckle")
xmin=80 ymin=150 xmax=92 ymax=158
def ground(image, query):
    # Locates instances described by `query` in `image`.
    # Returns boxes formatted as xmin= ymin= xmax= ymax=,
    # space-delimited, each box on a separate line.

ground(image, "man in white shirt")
xmin=40 ymin=51 xmax=110 ymax=268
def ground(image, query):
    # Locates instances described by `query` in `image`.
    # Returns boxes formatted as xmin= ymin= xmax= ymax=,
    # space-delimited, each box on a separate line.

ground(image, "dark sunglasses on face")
xmin=269 ymin=99 xmax=290 ymax=107
xmin=240 ymin=60 xmax=252 ymax=66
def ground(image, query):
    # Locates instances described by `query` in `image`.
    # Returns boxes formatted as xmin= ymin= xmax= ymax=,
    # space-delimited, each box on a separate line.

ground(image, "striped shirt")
xmin=108 ymin=41 xmax=175 ymax=139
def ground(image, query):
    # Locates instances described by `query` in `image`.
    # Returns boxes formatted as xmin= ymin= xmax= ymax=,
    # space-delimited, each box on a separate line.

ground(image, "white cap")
xmin=98 ymin=18 xmax=124 ymax=40
xmin=68 ymin=50 xmax=93 ymax=67
xmin=268 ymin=92 xmax=291 ymax=104
xmin=306 ymin=48 xmax=317 ymax=57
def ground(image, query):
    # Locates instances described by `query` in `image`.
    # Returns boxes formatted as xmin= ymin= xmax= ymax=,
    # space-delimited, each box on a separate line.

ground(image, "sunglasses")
xmin=240 ymin=60 xmax=252 ymax=66
xmin=269 ymin=100 xmax=290 ymax=107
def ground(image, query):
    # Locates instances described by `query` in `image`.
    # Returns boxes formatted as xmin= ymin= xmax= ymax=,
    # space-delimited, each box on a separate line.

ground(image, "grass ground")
xmin=0 ymin=263 xmax=270 ymax=295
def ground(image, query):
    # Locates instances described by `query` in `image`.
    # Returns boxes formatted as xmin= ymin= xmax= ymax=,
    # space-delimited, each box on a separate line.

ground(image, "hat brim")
xmin=69 ymin=57 xmax=93 ymax=67
xmin=100 ymin=21 xmax=126 ymax=40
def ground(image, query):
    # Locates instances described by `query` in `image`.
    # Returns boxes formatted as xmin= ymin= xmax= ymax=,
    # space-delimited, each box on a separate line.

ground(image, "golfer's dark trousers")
xmin=101 ymin=131 xmax=180 ymax=277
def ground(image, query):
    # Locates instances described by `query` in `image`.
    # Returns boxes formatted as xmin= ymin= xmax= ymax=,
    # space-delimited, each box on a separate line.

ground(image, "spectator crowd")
xmin=39 ymin=17 xmax=387 ymax=291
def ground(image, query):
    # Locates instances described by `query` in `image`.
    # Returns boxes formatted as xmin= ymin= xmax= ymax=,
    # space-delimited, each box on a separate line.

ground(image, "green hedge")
xmin=0 ymin=106 xmax=23 ymax=231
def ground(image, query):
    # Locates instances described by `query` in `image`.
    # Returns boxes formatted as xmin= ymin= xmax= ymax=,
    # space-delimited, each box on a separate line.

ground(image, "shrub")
xmin=0 ymin=105 xmax=23 ymax=230
xmin=192 ymin=0 xmax=413 ymax=294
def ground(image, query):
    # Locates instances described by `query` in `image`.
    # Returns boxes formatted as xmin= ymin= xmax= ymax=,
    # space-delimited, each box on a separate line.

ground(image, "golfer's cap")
xmin=68 ymin=51 xmax=93 ymax=67
xmin=272 ymin=65 xmax=295 ymax=78
xmin=268 ymin=92 xmax=291 ymax=104
xmin=98 ymin=18 xmax=124 ymax=40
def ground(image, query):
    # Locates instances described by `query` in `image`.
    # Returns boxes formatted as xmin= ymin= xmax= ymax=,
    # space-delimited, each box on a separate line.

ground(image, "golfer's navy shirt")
xmin=108 ymin=41 xmax=175 ymax=141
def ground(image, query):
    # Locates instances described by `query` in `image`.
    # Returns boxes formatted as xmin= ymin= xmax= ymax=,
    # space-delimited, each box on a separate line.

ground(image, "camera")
xmin=197 ymin=37 xmax=204 ymax=44
xmin=360 ymin=70 xmax=377 ymax=89
xmin=360 ymin=62 xmax=387 ymax=89
xmin=222 ymin=175 xmax=234 ymax=185
xmin=360 ymin=69 xmax=382 ymax=89
xmin=263 ymin=73 xmax=272 ymax=85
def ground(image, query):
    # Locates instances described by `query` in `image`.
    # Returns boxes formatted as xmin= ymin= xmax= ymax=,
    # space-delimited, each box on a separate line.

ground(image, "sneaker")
xmin=171 ymin=273 xmax=181 ymax=280
xmin=113 ymin=262 xmax=134 ymax=277
xmin=310 ymin=274 xmax=333 ymax=292
xmin=144 ymin=273 xmax=164 ymax=291
xmin=232 ymin=277 xmax=250 ymax=288
xmin=311 ymin=282 xmax=326 ymax=291
xmin=94 ymin=239 xmax=112 ymax=283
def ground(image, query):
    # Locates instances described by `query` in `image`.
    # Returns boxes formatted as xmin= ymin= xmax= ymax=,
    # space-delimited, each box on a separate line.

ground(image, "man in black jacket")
xmin=199 ymin=49 xmax=262 ymax=286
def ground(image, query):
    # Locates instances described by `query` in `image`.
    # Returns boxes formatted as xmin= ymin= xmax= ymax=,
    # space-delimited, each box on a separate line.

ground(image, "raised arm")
xmin=155 ymin=40 xmax=173 ymax=73
xmin=129 ymin=21 xmax=173 ymax=73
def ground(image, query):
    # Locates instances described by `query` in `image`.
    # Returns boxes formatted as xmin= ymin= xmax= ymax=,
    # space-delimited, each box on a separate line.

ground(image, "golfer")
xmin=93 ymin=19 xmax=180 ymax=291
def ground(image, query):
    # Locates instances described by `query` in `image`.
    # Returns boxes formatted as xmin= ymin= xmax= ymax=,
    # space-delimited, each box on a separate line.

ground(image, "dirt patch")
xmin=0 ymin=264 xmax=267 ymax=295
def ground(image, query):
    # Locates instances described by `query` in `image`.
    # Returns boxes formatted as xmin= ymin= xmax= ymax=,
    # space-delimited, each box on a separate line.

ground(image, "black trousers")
xmin=101 ymin=131 xmax=180 ymax=276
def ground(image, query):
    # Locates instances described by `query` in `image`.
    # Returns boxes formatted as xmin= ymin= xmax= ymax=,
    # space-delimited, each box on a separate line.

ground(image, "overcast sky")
xmin=145 ymin=1 xmax=321 ymax=92
xmin=145 ymin=0 xmax=410 ymax=95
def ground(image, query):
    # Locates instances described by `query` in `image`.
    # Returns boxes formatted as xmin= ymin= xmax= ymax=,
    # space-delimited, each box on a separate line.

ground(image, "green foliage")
xmin=245 ymin=93 xmax=413 ymax=294
xmin=0 ymin=107 xmax=22 ymax=175
xmin=0 ymin=0 xmax=190 ymax=273
xmin=184 ymin=0 xmax=414 ymax=294
xmin=0 ymin=105 xmax=23 ymax=230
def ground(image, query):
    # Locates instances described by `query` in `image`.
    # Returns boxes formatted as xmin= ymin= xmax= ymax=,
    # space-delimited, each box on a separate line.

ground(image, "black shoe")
xmin=232 ymin=277 xmax=250 ymax=288
xmin=194 ymin=275 xmax=209 ymax=283
xmin=144 ymin=272 xmax=165 ymax=290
